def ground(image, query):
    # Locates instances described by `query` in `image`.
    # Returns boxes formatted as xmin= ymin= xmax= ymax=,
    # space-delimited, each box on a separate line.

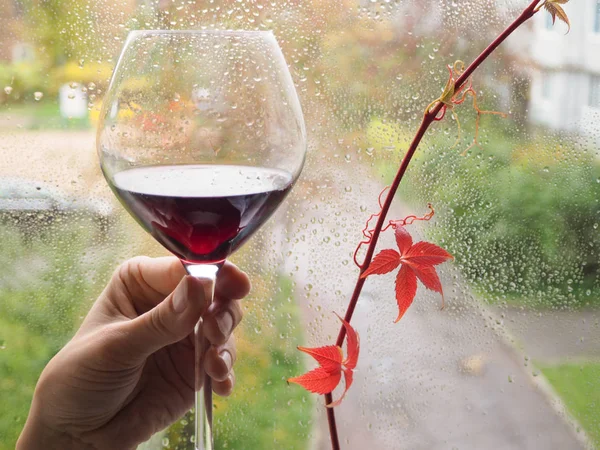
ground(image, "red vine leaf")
xmin=395 ymin=225 xmax=413 ymax=255
xmin=297 ymin=345 xmax=342 ymax=373
xmin=327 ymin=368 xmax=354 ymax=408
xmin=289 ymin=314 xmax=360 ymax=407
xmin=362 ymin=224 xmax=453 ymax=322
xmin=360 ymin=249 xmax=400 ymax=278
xmin=395 ymin=264 xmax=418 ymax=322
xmin=288 ymin=367 xmax=341 ymax=395
xmin=409 ymin=264 xmax=443 ymax=295
xmin=336 ymin=313 xmax=359 ymax=369
xmin=403 ymin=241 xmax=453 ymax=266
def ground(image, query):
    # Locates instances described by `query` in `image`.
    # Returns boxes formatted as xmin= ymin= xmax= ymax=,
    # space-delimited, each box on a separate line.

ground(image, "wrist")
xmin=17 ymin=403 xmax=95 ymax=450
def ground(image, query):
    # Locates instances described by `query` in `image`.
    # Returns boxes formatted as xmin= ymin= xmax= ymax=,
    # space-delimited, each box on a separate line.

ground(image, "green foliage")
xmin=0 ymin=221 xmax=114 ymax=449
xmin=0 ymin=318 xmax=54 ymax=449
xmin=0 ymin=62 xmax=46 ymax=103
xmin=18 ymin=0 xmax=102 ymax=67
xmin=0 ymin=220 xmax=311 ymax=450
xmin=162 ymin=275 xmax=312 ymax=450
xmin=0 ymin=101 xmax=91 ymax=130
xmin=541 ymin=362 xmax=600 ymax=447
xmin=376 ymin=117 xmax=600 ymax=307
xmin=50 ymin=61 xmax=113 ymax=92
xmin=213 ymin=276 xmax=311 ymax=450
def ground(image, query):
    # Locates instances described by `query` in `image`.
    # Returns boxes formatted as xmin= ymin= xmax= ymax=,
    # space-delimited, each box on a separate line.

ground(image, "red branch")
xmin=324 ymin=1 xmax=542 ymax=449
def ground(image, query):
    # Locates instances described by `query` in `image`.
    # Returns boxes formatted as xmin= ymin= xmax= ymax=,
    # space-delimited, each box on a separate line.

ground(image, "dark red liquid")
xmin=110 ymin=165 xmax=293 ymax=263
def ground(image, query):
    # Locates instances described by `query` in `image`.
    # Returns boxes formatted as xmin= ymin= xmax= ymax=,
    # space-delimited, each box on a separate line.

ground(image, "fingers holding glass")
xmin=204 ymin=336 xmax=236 ymax=382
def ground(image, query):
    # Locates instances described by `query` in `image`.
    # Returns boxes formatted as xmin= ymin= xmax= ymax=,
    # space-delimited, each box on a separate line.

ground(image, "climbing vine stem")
xmin=324 ymin=1 xmax=546 ymax=448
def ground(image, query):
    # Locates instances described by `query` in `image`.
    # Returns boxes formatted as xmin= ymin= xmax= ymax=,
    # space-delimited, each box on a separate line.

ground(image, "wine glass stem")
xmin=184 ymin=263 xmax=220 ymax=450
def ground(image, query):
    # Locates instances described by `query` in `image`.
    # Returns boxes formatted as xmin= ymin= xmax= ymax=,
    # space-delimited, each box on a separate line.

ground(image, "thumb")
xmin=120 ymin=275 xmax=207 ymax=358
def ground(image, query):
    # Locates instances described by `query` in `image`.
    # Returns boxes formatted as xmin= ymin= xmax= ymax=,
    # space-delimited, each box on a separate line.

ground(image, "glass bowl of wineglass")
xmin=96 ymin=30 xmax=306 ymax=450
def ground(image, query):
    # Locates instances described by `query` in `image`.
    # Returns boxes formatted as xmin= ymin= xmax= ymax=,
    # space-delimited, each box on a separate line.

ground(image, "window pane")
xmin=1 ymin=2 xmax=599 ymax=450
xmin=591 ymin=75 xmax=600 ymax=108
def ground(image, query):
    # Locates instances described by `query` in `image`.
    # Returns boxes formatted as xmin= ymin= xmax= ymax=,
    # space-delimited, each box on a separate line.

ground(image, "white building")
xmin=529 ymin=0 xmax=600 ymax=135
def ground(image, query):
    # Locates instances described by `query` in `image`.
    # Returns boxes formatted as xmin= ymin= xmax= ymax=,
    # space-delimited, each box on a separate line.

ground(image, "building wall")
xmin=529 ymin=0 xmax=600 ymax=134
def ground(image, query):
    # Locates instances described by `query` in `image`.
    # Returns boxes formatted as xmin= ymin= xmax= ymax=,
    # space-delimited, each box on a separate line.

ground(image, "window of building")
xmin=590 ymin=75 xmax=600 ymax=108
xmin=595 ymin=0 xmax=600 ymax=33
xmin=542 ymin=72 xmax=553 ymax=99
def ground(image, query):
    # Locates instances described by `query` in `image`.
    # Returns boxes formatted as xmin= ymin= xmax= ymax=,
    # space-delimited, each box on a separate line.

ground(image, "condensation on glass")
xmin=0 ymin=1 xmax=598 ymax=449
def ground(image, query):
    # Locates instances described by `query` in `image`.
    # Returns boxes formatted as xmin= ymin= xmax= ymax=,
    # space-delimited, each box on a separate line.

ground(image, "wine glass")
xmin=96 ymin=30 xmax=306 ymax=450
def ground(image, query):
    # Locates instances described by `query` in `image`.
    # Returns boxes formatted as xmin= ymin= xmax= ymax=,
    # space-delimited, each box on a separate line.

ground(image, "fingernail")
xmin=220 ymin=350 xmax=233 ymax=372
xmin=173 ymin=278 xmax=188 ymax=313
xmin=217 ymin=310 xmax=234 ymax=336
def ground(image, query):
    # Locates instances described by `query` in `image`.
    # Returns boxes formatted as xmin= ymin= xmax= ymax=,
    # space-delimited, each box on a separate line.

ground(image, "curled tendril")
xmin=425 ymin=60 xmax=508 ymax=155
xmin=353 ymin=195 xmax=435 ymax=269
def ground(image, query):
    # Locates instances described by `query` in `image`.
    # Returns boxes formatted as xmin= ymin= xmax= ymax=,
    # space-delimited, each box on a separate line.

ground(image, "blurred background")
xmin=0 ymin=0 xmax=599 ymax=449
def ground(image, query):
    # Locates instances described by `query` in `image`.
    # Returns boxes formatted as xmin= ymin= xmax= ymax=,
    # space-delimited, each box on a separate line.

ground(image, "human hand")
xmin=17 ymin=256 xmax=250 ymax=450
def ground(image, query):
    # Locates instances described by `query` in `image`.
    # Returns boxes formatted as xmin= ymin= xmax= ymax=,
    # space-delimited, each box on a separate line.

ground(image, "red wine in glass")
xmin=110 ymin=165 xmax=294 ymax=264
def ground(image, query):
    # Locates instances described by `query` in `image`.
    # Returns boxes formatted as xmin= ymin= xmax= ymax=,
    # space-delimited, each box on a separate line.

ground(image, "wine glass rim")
xmin=127 ymin=29 xmax=274 ymax=37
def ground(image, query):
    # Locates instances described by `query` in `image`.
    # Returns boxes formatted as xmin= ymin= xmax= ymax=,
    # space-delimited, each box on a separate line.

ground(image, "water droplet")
xmin=344 ymin=154 xmax=351 ymax=163
xmin=3 ymin=86 xmax=13 ymax=95
xmin=68 ymin=93 xmax=76 ymax=100
xmin=542 ymin=166 xmax=550 ymax=173
xmin=78 ymin=59 xmax=85 ymax=68
xmin=345 ymin=186 xmax=352 ymax=193
xmin=69 ymin=81 xmax=78 ymax=89
xmin=34 ymin=91 xmax=43 ymax=101
xmin=162 ymin=438 xmax=169 ymax=447
xmin=88 ymin=82 xmax=96 ymax=91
